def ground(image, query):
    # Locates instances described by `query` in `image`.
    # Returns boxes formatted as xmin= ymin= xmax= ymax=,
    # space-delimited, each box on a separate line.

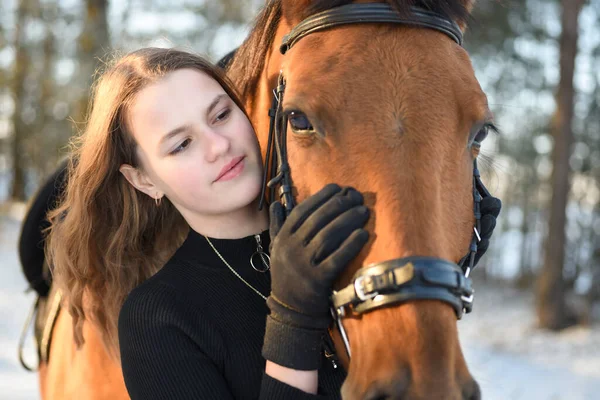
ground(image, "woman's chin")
xmin=215 ymin=172 xmax=263 ymax=208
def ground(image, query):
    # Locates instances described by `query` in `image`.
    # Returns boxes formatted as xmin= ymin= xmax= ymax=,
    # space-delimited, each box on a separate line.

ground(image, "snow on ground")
xmin=0 ymin=215 xmax=40 ymax=400
xmin=0 ymin=212 xmax=599 ymax=399
xmin=458 ymin=281 xmax=600 ymax=400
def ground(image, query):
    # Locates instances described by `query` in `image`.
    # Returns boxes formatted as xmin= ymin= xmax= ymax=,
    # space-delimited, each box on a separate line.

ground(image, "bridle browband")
xmin=280 ymin=3 xmax=463 ymax=53
xmin=259 ymin=3 xmax=488 ymax=359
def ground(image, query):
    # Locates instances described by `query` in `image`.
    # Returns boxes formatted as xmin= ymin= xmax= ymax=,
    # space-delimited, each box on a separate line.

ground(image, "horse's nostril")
xmin=364 ymin=395 xmax=393 ymax=400
xmin=363 ymin=379 xmax=408 ymax=400
xmin=362 ymin=389 xmax=389 ymax=400
xmin=464 ymin=379 xmax=481 ymax=400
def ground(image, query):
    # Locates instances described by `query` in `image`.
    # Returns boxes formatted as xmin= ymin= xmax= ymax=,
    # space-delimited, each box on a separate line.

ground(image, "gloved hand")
xmin=473 ymin=196 xmax=502 ymax=266
xmin=262 ymin=184 xmax=370 ymax=370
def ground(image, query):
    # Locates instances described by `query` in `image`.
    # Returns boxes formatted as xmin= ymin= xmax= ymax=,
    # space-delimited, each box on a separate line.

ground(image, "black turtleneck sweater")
xmin=118 ymin=228 xmax=346 ymax=400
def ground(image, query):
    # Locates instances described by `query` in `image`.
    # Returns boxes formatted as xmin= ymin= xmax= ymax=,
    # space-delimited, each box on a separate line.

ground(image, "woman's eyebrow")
xmin=161 ymin=124 xmax=191 ymax=146
xmin=207 ymin=93 xmax=228 ymax=115
xmin=159 ymin=94 xmax=228 ymax=146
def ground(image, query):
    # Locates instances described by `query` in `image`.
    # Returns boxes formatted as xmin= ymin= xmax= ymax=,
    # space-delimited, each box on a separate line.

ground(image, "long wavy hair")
xmin=46 ymin=48 xmax=248 ymax=356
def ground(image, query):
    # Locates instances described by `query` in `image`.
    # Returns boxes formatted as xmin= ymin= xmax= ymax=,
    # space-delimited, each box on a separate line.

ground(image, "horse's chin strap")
xmin=329 ymin=258 xmax=474 ymax=359
xmin=331 ymin=258 xmax=474 ymax=317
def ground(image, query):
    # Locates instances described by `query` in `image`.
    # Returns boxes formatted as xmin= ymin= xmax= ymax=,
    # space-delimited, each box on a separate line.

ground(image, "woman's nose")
xmin=204 ymin=129 xmax=231 ymax=161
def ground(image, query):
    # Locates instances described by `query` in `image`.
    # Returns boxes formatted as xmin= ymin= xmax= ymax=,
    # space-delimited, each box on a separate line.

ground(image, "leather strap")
xmin=281 ymin=4 xmax=463 ymax=54
xmin=331 ymin=257 xmax=474 ymax=318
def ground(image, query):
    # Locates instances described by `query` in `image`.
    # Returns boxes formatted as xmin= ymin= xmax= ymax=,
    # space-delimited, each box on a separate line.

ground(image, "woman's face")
xmin=122 ymin=68 xmax=263 ymax=220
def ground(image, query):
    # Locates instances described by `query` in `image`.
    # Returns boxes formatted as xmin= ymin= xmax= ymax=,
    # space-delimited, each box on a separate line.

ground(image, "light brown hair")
xmin=46 ymin=48 xmax=247 ymax=355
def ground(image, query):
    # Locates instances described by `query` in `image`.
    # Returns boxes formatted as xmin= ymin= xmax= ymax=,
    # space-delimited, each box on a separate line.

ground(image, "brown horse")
xmin=37 ymin=292 xmax=128 ymax=400
xmin=228 ymin=1 xmax=489 ymax=399
xmin=36 ymin=1 xmax=490 ymax=399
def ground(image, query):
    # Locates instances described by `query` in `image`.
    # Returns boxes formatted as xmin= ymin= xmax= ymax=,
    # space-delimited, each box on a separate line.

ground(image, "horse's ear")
xmin=281 ymin=0 xmax=311 ymax=25
xmin=455 ymin=0 xmax=477 ymax=31
xmin=462 ymin=0 xmax=476 ymax=12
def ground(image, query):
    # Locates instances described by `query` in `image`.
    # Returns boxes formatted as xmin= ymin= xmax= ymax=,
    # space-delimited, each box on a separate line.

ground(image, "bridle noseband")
xmin=259 ymin=3 xmax=490 ymax=359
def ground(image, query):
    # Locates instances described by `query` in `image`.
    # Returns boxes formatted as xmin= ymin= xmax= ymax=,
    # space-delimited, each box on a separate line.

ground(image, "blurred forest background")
xmin=0 ymin=0 xmax=599 ymax=333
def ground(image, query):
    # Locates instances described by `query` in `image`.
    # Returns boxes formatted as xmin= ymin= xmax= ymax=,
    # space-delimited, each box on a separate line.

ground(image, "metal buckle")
xmin=354 ymin=275 xmax=379 ymax=301
xmin=461 ymin=293 xmax=474 ymax=304
xmin=461 ymin=290 xmax=475 ymax=316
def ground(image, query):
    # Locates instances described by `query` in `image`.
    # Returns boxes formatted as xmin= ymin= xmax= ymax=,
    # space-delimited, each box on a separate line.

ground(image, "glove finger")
xmin=479 ymin=214 xmax=497 ymax=240
xmin=311 ymin=205 xmax=370 ymax=266
xmin=269 ymin=201 xmax=286 ymax=240
xmin=298 ymin=188 xmax=364 ymax=244
xmin=287 ymin=184 xmax=342 ymax=233
xmin=318 ymin=228 xmax=370 ymax=281
xmin=480 ymin=196 xmax=502 ymax=218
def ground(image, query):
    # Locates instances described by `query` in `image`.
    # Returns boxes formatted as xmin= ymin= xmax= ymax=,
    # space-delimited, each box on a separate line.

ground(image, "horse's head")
xmin=231 ymin=1 xmax=491 ymax=398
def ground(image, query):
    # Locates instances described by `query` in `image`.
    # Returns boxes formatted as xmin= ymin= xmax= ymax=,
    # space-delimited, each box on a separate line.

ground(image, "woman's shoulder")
xmin=118 ymin=254 xmax=213 ymax=331
xmin=118 ymin=262 xmax=227 ymax=357
xmin=118 ymin=272 xmax=182 ymax=328
xmin=121 ymin=248 xmax=202 ymax=306
xmin=118 ymin=243 xmax=232 ymax=337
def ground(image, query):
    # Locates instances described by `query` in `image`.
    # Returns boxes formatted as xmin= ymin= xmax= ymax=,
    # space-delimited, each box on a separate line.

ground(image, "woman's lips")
xmin=214 ymin=156 xmax=245 ymax=182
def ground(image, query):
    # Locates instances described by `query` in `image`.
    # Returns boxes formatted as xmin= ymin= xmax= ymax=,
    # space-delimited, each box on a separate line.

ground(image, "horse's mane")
xmin=227 ymin=1 xmax=282 ymax=100
xmin=227 ymin=0 xmax=470 ymax=100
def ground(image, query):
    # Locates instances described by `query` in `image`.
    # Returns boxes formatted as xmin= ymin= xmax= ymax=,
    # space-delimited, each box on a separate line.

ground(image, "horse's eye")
xmin=472 ymin=123 xmax=496 ymax=147
xmin=288 ymin=111 xmax=314 ymax=134
xmin=473 ymin=126 xmax=489 ymax=145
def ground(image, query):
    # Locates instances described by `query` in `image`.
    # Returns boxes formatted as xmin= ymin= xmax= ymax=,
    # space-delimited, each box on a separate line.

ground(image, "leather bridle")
xmin=259 ymin=3 xmax=489 ymax=358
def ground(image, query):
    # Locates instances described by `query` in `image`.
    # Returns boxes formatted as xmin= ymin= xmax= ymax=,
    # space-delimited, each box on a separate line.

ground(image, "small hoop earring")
xmin=155 ymin=195 xmax=162 ymax=207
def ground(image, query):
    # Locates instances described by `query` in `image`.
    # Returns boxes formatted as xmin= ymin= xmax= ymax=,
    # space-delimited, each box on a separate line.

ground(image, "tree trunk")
xmin=37 ymin=0 xmax=58 ymax=173
xmin=535 ymin=0 xmax=585 ymax=330
xmin=72 ymin=0 xmax=110 ymax=122
xmin=517 ymin=171 xmax=534 ymax=288
xmin=0 ymin=2 xmax=7 ymax=88
xmin=9 ymin=0 xmax=30 ymax=201
xmin=587 ymin=210 xmax=600 ymax=306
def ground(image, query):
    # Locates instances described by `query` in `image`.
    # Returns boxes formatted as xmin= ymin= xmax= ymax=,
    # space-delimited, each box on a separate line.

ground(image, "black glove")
xmin=262 ymin=184 xmax=370 ymax=370
xmin=474 ymin=196 xmax=502 ymax=266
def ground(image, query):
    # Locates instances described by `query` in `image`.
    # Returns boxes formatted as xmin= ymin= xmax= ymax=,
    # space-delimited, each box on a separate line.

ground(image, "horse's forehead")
xmin=284 ymin=25 xmax=470 ymax=82
xmin=282 ymin=28 xmax=486 ymax=121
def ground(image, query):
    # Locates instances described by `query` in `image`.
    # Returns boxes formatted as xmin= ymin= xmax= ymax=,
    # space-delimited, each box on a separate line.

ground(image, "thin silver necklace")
xmin=206 ymin=236 xmax=340 ymax=370
xmin=204 ymin=236 xmax=268 ymax=301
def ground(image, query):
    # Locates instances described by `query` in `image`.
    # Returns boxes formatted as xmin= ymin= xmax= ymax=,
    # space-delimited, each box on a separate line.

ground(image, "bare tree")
xmin=36 ymin=0 xmax=60 ymax=172
xmin=9 ymin=0 xmax=31 ymax=201
xmin=0 ymin=2 xmax=6 ymax=88
xmin=72 ymin=0 xmax=110 ymax=123
xmin=535 ymin=0 xmax=586 ymax=330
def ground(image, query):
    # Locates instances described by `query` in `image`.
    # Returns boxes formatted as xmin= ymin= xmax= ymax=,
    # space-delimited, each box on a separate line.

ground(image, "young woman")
xmin=45 ymin=47 xmax=370 ymax=400
xmin=45 ymin=47 xmax=500 ymax=400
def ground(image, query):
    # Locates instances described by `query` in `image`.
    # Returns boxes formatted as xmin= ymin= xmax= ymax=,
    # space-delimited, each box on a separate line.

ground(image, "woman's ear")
xmin=119 ymin=164 xmax=163 ymax=200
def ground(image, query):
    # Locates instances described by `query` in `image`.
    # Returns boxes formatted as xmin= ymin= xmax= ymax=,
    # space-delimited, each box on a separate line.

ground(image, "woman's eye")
xmin=215 ymin=108 xmax=231 ymax=122
xmin=288 ymin=111 xmax=314 ymax=133
xmin=170 ymin=138 xmax=191 ymax=155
